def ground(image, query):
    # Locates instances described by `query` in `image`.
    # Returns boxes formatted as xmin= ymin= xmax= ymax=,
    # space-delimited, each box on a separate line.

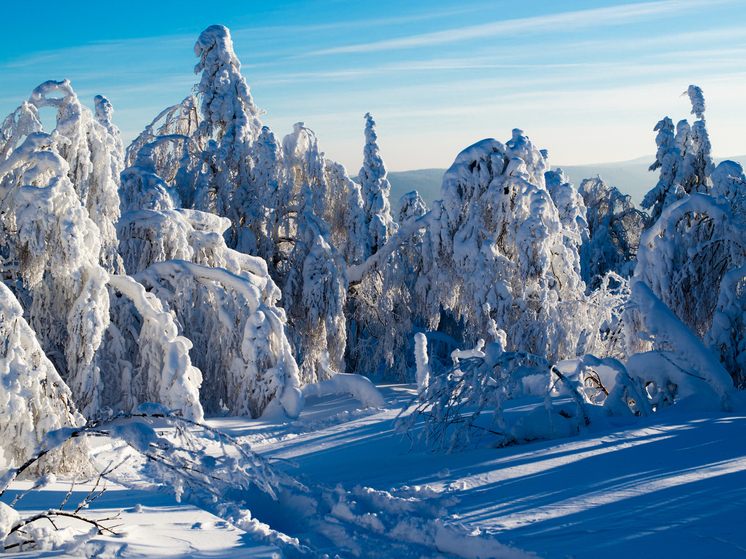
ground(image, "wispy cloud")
xmin=304 ymin=0 xmax=733 ymax=56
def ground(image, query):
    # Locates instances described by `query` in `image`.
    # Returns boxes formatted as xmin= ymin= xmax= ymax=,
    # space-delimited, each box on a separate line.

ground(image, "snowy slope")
xmin=5 ymin=386 xmax=744 ymax=558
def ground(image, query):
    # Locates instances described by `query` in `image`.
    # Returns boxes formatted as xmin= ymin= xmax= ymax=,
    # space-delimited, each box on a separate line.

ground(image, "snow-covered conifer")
xmin=192 ymin=25 xmax=263 ymax=239
xmin=358 ymin=113 xmax=396 ymax=258
xmin=642 ymin=117 xmax=685 ymax=221
xmin=397 ymin=190 xmax=429 ymax=224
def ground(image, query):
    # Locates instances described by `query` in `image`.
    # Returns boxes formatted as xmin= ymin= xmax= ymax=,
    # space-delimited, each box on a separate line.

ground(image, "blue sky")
xmin=2 ymin=0 xmax=745 ymax=172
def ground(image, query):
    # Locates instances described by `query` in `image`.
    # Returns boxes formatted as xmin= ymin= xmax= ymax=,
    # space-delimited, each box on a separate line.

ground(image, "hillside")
xmin=387 ymin=156 xmax=746 ymax=210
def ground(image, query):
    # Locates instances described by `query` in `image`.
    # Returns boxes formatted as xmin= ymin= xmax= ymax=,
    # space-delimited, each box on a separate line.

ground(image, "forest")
xmin=1 ymin=24 xmax=745 ymax=558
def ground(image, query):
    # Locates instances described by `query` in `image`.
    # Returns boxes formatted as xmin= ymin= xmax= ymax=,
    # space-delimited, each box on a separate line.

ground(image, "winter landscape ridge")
xmin=2 ymin=12 xmax=746 ymax=559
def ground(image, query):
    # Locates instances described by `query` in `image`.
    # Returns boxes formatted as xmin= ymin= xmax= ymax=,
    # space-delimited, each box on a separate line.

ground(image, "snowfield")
xmin=4 ymin=385 xmax=746 ymax=558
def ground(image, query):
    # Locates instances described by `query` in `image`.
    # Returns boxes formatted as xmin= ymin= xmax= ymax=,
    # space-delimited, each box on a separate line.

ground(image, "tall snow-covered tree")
xmin=354 ymin=190 xmax=430 ymax=381
xmin=642 ymin=86 xmax=715 ymax=223
xmin=192 ymin=25 xmax=264 ymax=235
xmin=0 ymin=132 xmax=110 ymax=418
xmin=427 ymin=130 xmax=586 ymax=361
xmin=358 ymin=113 xmax=396 ymax=259
xmin=28 ymin=81 xmax=124 ymax=273
xmin=642 ymin=117 xmax=685 ymax=222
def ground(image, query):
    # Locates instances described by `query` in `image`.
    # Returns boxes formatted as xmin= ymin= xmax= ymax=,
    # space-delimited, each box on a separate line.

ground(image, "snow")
xmin=1 ymin=384 xmax=746 ymax=557
xmin=301 ymin=373 xmax=386 ymax=408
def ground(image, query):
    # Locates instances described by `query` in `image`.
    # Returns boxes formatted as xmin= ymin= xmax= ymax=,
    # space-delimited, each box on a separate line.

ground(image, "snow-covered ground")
xmin=4 ymin=385 xmax=746 ymax=558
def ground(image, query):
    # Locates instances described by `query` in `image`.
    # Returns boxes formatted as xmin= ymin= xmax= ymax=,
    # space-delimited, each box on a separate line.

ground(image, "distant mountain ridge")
xmin=382 ymin=155 xmax=746 ymax=211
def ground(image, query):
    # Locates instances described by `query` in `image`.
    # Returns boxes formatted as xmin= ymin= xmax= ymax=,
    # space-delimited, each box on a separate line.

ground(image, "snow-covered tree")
xmin=351 ymin=190 xmax=430 ymax=381
xmin=104 ymin=275 xmax=204 ymax=421
xmin=642 ymin=116 xmax=685 ymax=222
xmin=192 ymin=25 xmax=264 ymax=240
xmin=0 ymin=282 xmax=86 ymax=473
xmin=324 ymin=159 xmax=367 ymax=267
xmin=634 ymin=193 xmax=745 ymax=340
xmin=711 ymin=159 xmax=746 ymax=206
xmin=0 ymin=102 xmax=42 ymax=164
xmin=0 ymin=133 xmax=110 ymax=418
xmin=545 ymin=168 xmax=587 ymax=283
xmin=358 ymin=113 xmax=396 ymax=259
xmin=706 ymin=264 xmax=746 ymax=389
xmin=579 ymin=176 xmax=646 ymax=285
xmin=28 ymin=81 xmax=124 ymax=273
xmin=284 ymin=186 xmax=347 ymax=384
xmin=131 ymin=259 xmax=303 ymax=418
xmin=679 ymin=85 xmax=714 ymax=195
xmin=125 ymin=96 xmax=203 ymax=209
xmin=424 ymin=131 xmax=586 ymax=361
xmin=234 ymin=126 xmax=287 ymax=262
xmin=644 ymin=86 xmax=715 ymax=220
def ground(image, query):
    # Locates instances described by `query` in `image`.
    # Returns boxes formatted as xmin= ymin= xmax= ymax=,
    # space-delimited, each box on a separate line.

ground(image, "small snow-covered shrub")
xmin=396 ymin=337 xmax=590 ymax=452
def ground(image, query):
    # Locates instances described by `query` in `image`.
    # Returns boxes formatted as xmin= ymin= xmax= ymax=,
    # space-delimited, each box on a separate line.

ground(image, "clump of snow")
xmin=302 ymin=373 xmax=386 ymax=408
xmin=0 ymin=501 xmax=19 ymax=540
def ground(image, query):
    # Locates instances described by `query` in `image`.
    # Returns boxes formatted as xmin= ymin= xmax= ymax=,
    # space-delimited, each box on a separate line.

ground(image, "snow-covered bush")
xmin=397 ymin=336 xmax=591 ymax=451
xmin=0 ymin=406 xmax=292 ymax=552
xmin=619 ymin=281 xmax=734 ymax=412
